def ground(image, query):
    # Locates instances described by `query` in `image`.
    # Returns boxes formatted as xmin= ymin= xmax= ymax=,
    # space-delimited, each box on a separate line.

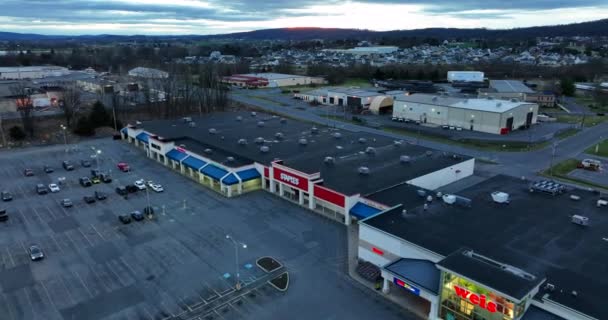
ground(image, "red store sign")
xmin=454 ymin=286 xmax=497 ymax=313
xmin=273 ymin=167 xmax=309 ymax=191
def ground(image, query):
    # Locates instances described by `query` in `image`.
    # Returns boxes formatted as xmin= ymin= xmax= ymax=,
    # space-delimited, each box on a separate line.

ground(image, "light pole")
xmin=60 ymin=124 xmax=67 ymax=151
xmin=226 ymin=234 xmax=247 ymax=290
xmin=549 ymin=141 xmax=558 ymax=178
xmin=95 ymin=149 xmax=102 ymax=170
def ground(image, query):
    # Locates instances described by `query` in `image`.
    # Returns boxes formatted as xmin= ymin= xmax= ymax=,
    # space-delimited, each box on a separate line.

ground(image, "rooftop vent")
xmin=236 ymin=116 xmax=243 ymax=121
xmin=425 ymin=151 xmax=433 ymax=156
xmin=358 ymin=166 xmax=370 ymax=175
xmin=260 ymin=145 xmax=270 ymax=153
xmin=275 ymin=132 xmax=284 ymax=140
xmin=188 ymin=122 xmax=196 ymax=127
xmin=570 ymin=195 xmax=581 ymax=201
xmin=463 ymin=99 xmax=469 ymax=103
xmin=299 ymin=138 xmax=308 ymax=145
xmin=358 ymin=138 xmax=367 ymax=144
xmin=208 ymin=128 xmax=217 ymax=134
xmin=486 ymin=96 xmax=494 ymax=100
xmin=393 ymin=140 xmax=403 ymax=147
xmin=238 ymin=138 xmax=247 ymax=145
xmin=226 ymin=156 xmax=235 ymax=162
xmin=544 ymin=283 xmax=555 ymax=292
xmin=365 ymin=147 xmax=376 ymax=155
xmin=257 ymin=121 xmax=265 ymax=127
xmin=182 ymin=117 xmax=192 ymax=122
xmin=417 ymin=189 xmax=427 ymax=197
xmin=311 ymin=127 xmax=318 ymax=134
xmin=510 ymin=98 xmax=519 ymax=102
xmin=491 ymin=191 xmax=510 ymax=204
xmin=135 ymin=121 xmax=142 ymax=125
xmin=442 ymin=194 xmax=456 ymax=204
xmin=324 ymin=156 xmax=335 ymax=165
xmin=333 ymin=132 xmax=342 ymax=139
xmin=255 ymin=137 xmax=265 ymax=144
xmin=272 ymin=115 xmax=277 ymax=119
xmin=496 ymin=102 xmax=502 ymax=108
xmin=204 ymin=148 xmax=213 ymax=154
xmin=179 ymin=144 xmax=186 ymax=148
xmin=400 ymin=155 xmax=411 ymax=163
xmin=280 ymin=118 xmax=287 ymax=123
xmin=251 ymin=111 xmax=257 ymax=117
xmin=432 ymin=96 xmax=438 ymax=101
xmin=572 ymin=215 xmax=589 ymax=226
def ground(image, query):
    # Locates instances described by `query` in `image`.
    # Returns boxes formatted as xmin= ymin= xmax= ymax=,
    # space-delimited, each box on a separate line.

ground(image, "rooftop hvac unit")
xmin=188 ymin=122 xmax=196 ymax=127
xmin=491 ymin=191 xmax=510 ymax=204
xmin=358 ymin=166 xmax=370 ymax=175
xmin=417 ymin=190 xmax=427 ymax=197
xmin=251 ymin=112 xmax=257 ymax=117
xmin=179 ymin=144 xmax=186 ymax=148
xmin=236 ymin=116 xmax=243 ymax=121
xmin=299 ymin=138 xmax=308 ymax=145
xmin=311 ymin=127 xmax=319 ymax=134
xmin=280 ymin=118 xmax=287 ymax=123
xmin=400 ymin=155 xmax=411 ymax=163
xmin=425 ymin=151 xmax=433 ymax=156
xmin=238 ymin=138 xmax=247 ymax=145
xmin=255 ymin=137 xmax=265 ymax=144
xmin=333 ymin=132 xmax=342 ymax=139
xmin=365 ymin=147 xmax=376 ymax=155
xmin=182 ymin=117 xmax=192 ymax=122
xmin=260 ymin=146 xmax=270 ymax=153
xmin=393 ymin=140 xmax=403 ymax=147
xmin=510 ymin=98 xmax=519 ymax=102
xmin=324 ymin=156 xmax=335 ymax=165
xmin=275 ymin=132 xmax=284 ymax=140
xmin=544 ymin=283 xmax=556 ymax=292
xmin=572 ymin=215 xmax=589 ymax=226
xmin=432 ymin=96 xmax=438 ymax=101
xmin=496 ymin=102 xmax=502 ymax=108
xmin=208 ymin=128 xmax=217 ymax=134
xmin=570 ymin=195 xmax=581 ymax=201
xmin=597 ymin=199 xmax=608 ymax=207
xmin=426 ymin=195 xmax=433 ymax=203
xmin=443 ymin=194 xmax=456 ymax=204
xmin=358 ymin=138 xmax=367 ymax=144
xmin=204 ymin=148 xmax=213 ymax=154
xmin=135 ymin=121 xmax=142 ymax=125
xmin=226 ymin=157 xmax=235 ymax=162
xmin=257 ymin=121 xmax=265 ymax=127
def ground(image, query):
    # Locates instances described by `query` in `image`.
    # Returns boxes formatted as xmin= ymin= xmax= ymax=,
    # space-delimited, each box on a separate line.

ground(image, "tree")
xmin=9 ymin=126 xmax=26 ymax=141
xmin=9 ymin=83 xmax=35 ymax=137
xmin=560 ymin=78 xmax=576 ymax=97
xmin=73 ymin=115 xmax=95 ymax=136
xmin=88 ymin=101 xmax=111 ymax=128
xmin=60 ymin=85 xmax=81 ymax=127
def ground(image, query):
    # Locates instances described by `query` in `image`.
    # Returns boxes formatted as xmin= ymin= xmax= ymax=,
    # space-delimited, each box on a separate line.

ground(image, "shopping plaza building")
xmin=121 ymin=111 xmax=606 ymax=320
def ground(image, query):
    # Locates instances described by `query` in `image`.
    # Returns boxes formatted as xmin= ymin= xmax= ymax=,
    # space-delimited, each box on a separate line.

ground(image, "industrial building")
xmin=392 ymin=94 xmax=539 ymax=134
xmin=222 ymin=73 xmax=326 ymax=88
xmin=128 ymin=67 xmax=169 ymax=79
xmin=324 ymin=46 xmax=400 ymax=55
xmin=121 ymin=111 xmax=474 ymax=225
xmin=357 ymin=174 xmax=608 ymax=320
xmin=476 ymin=80 xmax=555 ymax=108
xmin=447 ymin=71 xmax=485 ymax=83
xmin=0 ymin=66 xmax=70 ymax=80
xmin=295 ymin=87 xmax=394 ymax=114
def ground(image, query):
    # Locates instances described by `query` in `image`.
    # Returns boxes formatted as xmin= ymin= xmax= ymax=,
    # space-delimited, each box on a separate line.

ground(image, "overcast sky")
xmin=0 ymin=0 xmax=606 ymax=35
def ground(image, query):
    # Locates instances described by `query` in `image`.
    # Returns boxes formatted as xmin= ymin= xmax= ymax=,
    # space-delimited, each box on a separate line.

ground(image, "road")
xmin=230 ymin=90 xmax=607 ymax=179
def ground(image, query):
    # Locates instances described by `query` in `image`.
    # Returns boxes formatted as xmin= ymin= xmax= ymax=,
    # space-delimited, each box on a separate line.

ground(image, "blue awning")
xmin=136 ymin=132 xmax=150 ymax=143
xmin=236 ymin=168 xmax=261 ymax=182
xmin=350 ymin=202 xmax=382 ymax=220
xmin=182 ymin=156 xmax=207 ymax=170
xmin=201 ymin=164 xmax=228 ymax=180
xmin=222 ymin=173 xmax=239 ymax=186
xmin=120 ymin=127 xmax=128 ymax=134
xmin=166 ymin=149 xmax=189 ymax=162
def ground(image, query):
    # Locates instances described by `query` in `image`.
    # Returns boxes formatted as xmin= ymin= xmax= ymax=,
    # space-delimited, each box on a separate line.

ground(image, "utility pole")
xmin=0 ymin=115 xmax=6 ymax=147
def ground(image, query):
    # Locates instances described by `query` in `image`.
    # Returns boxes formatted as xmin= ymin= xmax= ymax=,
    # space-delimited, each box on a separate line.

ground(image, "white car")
xmin=146 ymin=180 xmax=155 ymax=187
xmin=134 ymin=179 xmax=146 ymax=190
xmin=48 ymin=183 xmax=60 ymax=193
xmin=150 ymin=184 xmax=164 ymax=193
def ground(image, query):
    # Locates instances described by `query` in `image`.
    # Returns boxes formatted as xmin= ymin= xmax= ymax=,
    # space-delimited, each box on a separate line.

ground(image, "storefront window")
xmin=439 ymin=272 xmax=526 ymax=320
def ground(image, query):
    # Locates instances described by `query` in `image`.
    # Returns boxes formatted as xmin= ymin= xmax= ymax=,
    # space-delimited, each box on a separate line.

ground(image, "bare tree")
xmin=61 ymin=85 xmax=81 ymax=127
xmin=9 ymin=82 xmax=35 ymax=137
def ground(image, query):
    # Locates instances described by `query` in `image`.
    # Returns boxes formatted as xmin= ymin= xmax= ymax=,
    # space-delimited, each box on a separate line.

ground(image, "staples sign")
xmin=454 ymin=286 xmax=497 ymax=313
xmin=274 ymin=168 xmax=307 ymax=191
xmin=280 ymin=173 xmax=299 ymax=186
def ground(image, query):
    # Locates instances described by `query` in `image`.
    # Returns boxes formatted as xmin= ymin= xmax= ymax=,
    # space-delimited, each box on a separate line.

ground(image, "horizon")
xmin=0 ymin=1 xmax=607 ymax=36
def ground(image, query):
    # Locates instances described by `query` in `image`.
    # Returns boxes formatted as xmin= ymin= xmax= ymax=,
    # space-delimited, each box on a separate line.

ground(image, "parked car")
xmin=61 ymin=198 xmax=73 ymax=208
xmin=79 ymin=177 xmax=92 ymax=187
xmin=83 ymin=195 xmax=96 ymax=204
xmin=134 ymin=179 xmax=146 ymax=190
xmin=117 ymin=162 xmax=130 ymax=172
xmin=0 ymin=209 xmax=8 ymax=222
xmin=143 ymin=206 xmax=155 ymax=217
xmin=62 ymin=160 xmax=75 ymax=171
xmin=91 ymin=176 xmax=101 ymax=184
xmin=29 ymin=245 xmax=44 ymax=261
xmin=81 ymin=160 xmax=92 ymax=168
xmin=115 ymin=186 xmax=128 ymax=196
xmin=24 ymin=168 xmax=34 ymax=177
xmin=1 ymin=191 xmax=12 ymax=201
xmin=94 ymin=191 xmax=107 ymax=200
xmin=91 ymin=169 xmax=101 ymax=177
xmin=100 ymin=173 xmax=112 ymax=183
xmin=48 ymin=183 xmax=60 ymax=193
xmin=43 ymin=165 xmax=54 ymax=173
xmin=150 ymin=183 xmax=164 ymax=193
xmin=119 ymin=214 xmax=132 ymax=224
xmin=36 ymin=184 xmax=49 ymax=195
xmin=126 ymin=185 xmax=138 ymax=193
xmin=131 ymin=210 xmax=144 ymax=221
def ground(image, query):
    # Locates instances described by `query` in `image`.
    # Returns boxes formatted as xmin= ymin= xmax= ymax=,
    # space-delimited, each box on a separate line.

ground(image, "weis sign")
xmin=280 ymin=173 xmax=299 ymax=186
xmin=454 ymin=286 xmax=497 ymax=313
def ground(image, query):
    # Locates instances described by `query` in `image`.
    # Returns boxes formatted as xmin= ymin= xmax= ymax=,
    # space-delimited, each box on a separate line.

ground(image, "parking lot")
xmin=0 ymin=138 xmax=414 ymax=320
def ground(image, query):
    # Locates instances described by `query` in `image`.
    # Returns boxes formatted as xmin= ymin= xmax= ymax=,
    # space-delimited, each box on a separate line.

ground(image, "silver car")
xmin=29 ymin=245 xmax=44 ymax=261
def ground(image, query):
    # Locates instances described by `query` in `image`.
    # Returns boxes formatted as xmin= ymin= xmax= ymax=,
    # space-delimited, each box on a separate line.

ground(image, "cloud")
xmin=0 ymin=0 xmax=606 ymax=35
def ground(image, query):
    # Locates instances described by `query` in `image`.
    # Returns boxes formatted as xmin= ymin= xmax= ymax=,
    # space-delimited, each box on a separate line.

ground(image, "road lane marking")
xmin=72 ymin=269 xmax=94 ymax=298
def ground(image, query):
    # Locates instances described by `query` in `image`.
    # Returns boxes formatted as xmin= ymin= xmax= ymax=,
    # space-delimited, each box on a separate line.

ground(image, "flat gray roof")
xmin=395 ymin=94 xmax=534 ymax=113
xmin=490 ymin=80 xmax=534 ymax=94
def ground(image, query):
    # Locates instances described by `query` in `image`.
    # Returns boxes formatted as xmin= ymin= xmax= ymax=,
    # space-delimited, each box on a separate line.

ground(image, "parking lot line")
xmin=140 ymin=305 xmax=155 ymax=320
xmin=119 ymin=256 xmax=139 ymax=276
xmin=89 ymin=266 xmax=111 ymax=292
xmin=15 ymin=208 xmax=30 ymax=226
xmin=90 ymin=224 xmax=106 ymax=241
xmin=44 ymin=206 xmax=56 ymax=220
xmin=22 ymin=287 xmax=37 ymax=319
xmin=40 ymin=281 xmax=61 ymax=313
xmin=64 ymin=232 xmax=80 ymax=250
xmin=49 ymin=234 xmax=64 ymax=253
xmin=5 ymin=248 xmax=15 ymax=268
xmin=1 ymin=293 xmax=16 ymax=320
xmin=78 ymin=229 xmax=94 ymax=247
xmin=71 ymin=269 xmax=94 ymax=298
xmin=31 ymin=207 xmax=46 ymax=223
xmin=57 ymin=277 xmax=76 ymax=305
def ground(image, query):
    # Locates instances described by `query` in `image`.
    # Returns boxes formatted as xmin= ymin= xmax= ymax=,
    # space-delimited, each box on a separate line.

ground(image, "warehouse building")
xmin=392 ymin=94 xmax=539 ymax=134
xmin=0 ymin=66 xmax=70 ymax=80
xmin=357 ymin=174 xmax=608 ymax=320
xmin=121 ymin=111 xmax=474 ymax=225
xmin=222 ymin=73 xmax=326 ymax=88
xmin=295 ymin=87 xmax=393 ymax=114
xmin=447 ymin=71 xmax=485 ymax=83
xmin=128 ymin=67 xmax=168 ymax=79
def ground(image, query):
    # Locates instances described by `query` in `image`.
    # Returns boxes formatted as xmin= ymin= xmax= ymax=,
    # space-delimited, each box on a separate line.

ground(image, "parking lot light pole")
xmin=226 ymin=235 xmax=247 ymax=291
xmin=60 ymin=124 xmax=67 ymax=151
xmin=95 ymin=149 xmax=102 ymax=170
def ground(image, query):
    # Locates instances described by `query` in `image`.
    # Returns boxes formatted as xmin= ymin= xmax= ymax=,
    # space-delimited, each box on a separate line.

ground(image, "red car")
xmin=117 ymin=162 xmax=130 ymax=172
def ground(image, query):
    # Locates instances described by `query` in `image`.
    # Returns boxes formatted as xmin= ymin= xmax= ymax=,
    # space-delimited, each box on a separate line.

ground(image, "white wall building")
xmin=0 ymin=66 xmax=70 ymax=80
xmin=128 ymin=67 xmax=169 ymax=79
xmin=447 ymin=71 xmax=485 ymax=83
xmin=392 ymin=94 xmax=538 ymax=134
